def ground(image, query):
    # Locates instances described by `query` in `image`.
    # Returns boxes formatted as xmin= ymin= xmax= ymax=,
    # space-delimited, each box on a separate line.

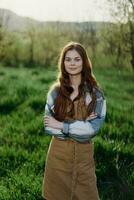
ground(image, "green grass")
xmin=0 ymin=65 xmax=133 ymax=200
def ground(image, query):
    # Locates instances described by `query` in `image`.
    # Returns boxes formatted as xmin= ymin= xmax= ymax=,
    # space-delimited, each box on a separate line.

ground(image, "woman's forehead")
xmin=65 ymin=49 xmax=81 ymax=58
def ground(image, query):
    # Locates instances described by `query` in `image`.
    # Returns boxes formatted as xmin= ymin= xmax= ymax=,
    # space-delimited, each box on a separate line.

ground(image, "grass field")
xmin=0 ymin=65 xmax=133 ymax=200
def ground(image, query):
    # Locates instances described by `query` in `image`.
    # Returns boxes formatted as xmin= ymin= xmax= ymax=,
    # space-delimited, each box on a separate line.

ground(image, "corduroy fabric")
xmin=42 ymin=136 xmax=99 ymax=200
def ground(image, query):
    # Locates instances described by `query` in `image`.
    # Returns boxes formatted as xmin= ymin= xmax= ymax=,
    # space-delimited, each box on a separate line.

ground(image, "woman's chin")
xmin=68 ymin=70 xmax=82 ymax=76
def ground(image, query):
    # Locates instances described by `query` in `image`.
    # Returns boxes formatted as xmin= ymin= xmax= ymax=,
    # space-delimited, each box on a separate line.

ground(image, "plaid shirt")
xmin=44 ymin=86 xmax=106 ymax=142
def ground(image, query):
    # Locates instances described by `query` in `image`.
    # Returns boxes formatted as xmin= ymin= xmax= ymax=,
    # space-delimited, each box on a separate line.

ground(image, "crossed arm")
xmin=44 ymin=112 xmax=97 ymax=131
xmin=44 ymin=89 xmax=106 ymax=140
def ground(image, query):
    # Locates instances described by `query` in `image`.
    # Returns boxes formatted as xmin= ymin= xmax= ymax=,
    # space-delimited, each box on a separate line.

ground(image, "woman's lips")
xmin=69 ymin=67 xmax=77 ymax=70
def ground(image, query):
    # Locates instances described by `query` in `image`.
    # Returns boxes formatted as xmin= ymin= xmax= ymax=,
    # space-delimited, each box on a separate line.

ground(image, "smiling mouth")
xmin=69 ymin=68 xmax=77 ymax=70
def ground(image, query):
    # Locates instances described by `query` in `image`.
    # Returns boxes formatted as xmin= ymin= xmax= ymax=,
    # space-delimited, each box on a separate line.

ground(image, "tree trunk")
xmin=129 ymin=20 xmax=134 ymax=71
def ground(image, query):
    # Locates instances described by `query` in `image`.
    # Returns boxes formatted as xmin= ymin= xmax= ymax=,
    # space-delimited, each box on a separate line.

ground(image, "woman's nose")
xmin=70 ymin=59 xmax=75 ymax=65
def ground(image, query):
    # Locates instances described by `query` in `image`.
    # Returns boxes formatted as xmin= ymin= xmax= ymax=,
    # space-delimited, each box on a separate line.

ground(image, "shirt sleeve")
xmin=44 ymin=89 xmax=65 ymax=137
xmin=63 ymin=89 xmax=106 ymax=140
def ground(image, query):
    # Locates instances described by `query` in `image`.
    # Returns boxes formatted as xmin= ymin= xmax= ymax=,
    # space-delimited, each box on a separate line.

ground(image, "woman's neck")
xmin=69 ymin=74 xmax=81 ymax=90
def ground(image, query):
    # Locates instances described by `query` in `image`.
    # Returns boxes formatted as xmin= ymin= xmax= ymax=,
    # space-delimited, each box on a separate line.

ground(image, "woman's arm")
xmin=44 ymin=88 xmax=106 ymax=140
xmin=44 ymin=89 xmax=65 ymax=136
xmin=62 ymin=90 xmax=106 ymax=139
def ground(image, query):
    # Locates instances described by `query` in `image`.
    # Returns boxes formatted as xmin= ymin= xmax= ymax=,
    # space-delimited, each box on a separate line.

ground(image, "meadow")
xmin=0 ymin=65 xmax=133 ymax=200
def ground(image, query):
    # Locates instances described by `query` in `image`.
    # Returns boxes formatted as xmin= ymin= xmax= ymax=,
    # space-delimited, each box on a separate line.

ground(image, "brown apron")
xmin=42 ymin=97 xmax=100 ymax=200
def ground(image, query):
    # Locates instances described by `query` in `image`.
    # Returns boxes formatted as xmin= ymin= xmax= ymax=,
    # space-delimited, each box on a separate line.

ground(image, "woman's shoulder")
xmin=47 ymin=83 xmax=60 ymax=102
xmin=93 ymin=86 xmax=105 ymax=99
xmin=84 ymin=83 xmax=105 ymax=99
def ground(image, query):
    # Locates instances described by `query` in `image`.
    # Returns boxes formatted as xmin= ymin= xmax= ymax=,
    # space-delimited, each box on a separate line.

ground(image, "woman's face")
xmin=64 ymin=49 xmax=83 ymax=75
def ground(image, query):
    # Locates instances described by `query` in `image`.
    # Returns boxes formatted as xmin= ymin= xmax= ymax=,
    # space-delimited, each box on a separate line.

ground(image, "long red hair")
xmin=51 ymin=41 xmax=100 ymax=121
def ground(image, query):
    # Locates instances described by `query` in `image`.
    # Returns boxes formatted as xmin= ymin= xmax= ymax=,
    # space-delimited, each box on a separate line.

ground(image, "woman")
xmin=42 ymin=41 xmax=106 ymax=200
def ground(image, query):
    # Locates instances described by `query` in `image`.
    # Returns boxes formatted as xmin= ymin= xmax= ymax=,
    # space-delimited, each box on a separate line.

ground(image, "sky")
xmin=0 ymin=0 xmax=111 ymax=22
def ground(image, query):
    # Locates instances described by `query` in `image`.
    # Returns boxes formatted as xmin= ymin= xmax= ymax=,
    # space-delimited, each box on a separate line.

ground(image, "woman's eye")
xmin=65 ymin=58 xmax=81 ymax=62
xmin=65 ymin=58 xmax=71 ymax=61
xmin=75 ymin=59 xmax=80 ymax=61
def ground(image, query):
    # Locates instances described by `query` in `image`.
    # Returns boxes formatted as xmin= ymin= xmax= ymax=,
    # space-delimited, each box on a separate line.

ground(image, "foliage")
xmin=106 ymin=0 xmax=134 ymax=70
xmin=0 ymin=21 xmax=132 ymax=70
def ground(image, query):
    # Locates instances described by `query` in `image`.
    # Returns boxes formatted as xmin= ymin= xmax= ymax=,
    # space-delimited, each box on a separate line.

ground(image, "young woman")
xmin=42 ymin=41 xmax=106 ymax=200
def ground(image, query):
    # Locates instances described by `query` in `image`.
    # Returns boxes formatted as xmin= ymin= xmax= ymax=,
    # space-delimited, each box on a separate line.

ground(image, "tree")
xmin=26 ymin=24 xmax=37 ymax=67
xmin=107 ymin=0 xmax=134 ymax=70
xmin=0 ymin=10 xmax=10 ymax=61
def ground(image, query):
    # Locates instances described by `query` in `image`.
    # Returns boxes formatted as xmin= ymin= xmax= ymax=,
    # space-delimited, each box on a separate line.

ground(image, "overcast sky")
xmin=0 ymin=0 xmax=111 ymax=22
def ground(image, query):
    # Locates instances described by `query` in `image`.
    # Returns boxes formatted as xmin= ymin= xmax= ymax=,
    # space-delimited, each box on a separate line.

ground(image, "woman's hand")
xmin=44 ymin=116 xmax=63 ymax=130
xmin=44 ymin=112 xmax=97 ymax=130
xmin=86 ymin=112 xmax=97 ymax=120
